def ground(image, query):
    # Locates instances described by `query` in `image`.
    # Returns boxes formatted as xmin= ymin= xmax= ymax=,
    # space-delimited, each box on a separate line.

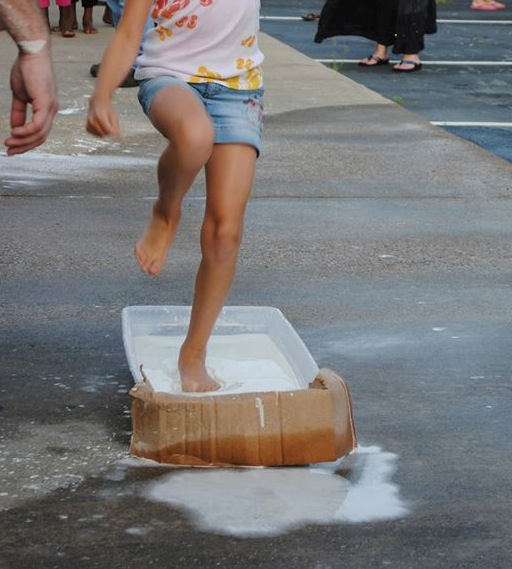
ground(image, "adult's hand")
xmin=4 ymin=46 xmax=58 ymax=156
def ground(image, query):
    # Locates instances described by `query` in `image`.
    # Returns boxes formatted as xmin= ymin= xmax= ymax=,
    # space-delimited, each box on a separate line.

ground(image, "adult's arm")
xmin=0 ymin=0 xmax=58 ymax=155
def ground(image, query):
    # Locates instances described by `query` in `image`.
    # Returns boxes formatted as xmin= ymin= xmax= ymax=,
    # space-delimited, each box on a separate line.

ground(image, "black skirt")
xmin=315 ymin=0 xmax=437 ymax=54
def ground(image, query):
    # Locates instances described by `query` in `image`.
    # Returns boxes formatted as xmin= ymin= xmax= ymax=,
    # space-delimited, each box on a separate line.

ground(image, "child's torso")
xmin=136 ymin=0 xmax=264 ymax=90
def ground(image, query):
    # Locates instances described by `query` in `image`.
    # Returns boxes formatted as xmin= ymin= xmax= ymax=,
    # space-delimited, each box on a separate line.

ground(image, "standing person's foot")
xmin=102 ymin=6 xmax=114 ymax=25
xmin=83 ymin=8 xmax=98 ymax=33
xmin=359 ymin=54 xmax=390 ymax=67
xmin=52 ymin=25 xmax=75 ymax=37
xmin=50 ymin=24 xmax=75 ymax=38
xmin=393 ymin=59 xmax=422 ymax=72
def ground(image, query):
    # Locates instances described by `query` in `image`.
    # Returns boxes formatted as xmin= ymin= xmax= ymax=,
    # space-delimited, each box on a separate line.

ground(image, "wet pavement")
xmin=1 ymin=3 xmax=512 ymax=568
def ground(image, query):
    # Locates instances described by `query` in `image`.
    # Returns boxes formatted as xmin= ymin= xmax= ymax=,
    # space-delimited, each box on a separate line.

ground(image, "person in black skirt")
xmin=315 ymin=0 xmax=437 ymax=73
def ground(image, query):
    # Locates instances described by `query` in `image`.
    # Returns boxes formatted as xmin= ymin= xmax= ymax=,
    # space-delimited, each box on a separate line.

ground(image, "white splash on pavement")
xmin=140 ymin=445 xmax=408 ymax=537
xmin=1 ymin=152 xmax=155 ymax=181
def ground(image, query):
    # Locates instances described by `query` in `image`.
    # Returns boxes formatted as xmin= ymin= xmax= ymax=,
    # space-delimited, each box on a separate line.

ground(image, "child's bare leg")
xmin=135 ymin=87 xmax=214 ymax=275
xmin=135 ymin=145 xmax=186 ymax=275
xmin=179 ymin=144 xmax=257 ymax=392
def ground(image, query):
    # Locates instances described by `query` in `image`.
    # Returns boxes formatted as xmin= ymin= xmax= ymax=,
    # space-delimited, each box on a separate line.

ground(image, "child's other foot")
xmin=134 ymin=207 xmax=177 ymax=275
xmin=179 ymin=352 xmax=220 ymax=393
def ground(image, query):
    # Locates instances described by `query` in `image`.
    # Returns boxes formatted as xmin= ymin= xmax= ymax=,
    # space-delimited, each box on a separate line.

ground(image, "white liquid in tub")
xmin=133 ymin=333 xmax=306 ymax=395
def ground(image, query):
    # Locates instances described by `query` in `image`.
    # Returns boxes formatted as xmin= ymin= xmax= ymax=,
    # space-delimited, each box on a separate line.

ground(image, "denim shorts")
xmin=137 ymin=75 xmax=264 ymax=156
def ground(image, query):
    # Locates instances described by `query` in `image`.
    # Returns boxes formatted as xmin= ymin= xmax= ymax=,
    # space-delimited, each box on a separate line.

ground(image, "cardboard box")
xmin=123 ymin=306 xmax=357 ymax=466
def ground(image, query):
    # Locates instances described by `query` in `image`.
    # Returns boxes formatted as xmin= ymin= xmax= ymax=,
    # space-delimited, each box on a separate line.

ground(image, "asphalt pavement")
xmin=0 ymin=4 xmax=512 ymax=568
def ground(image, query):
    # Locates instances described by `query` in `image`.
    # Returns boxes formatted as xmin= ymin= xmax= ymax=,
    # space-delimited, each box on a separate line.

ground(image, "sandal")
xmin=301 ymin=12 xmax=320 ymax=21
xmin=61 ymin=29 xmax=76 ymax=38
xmin=393 ymin=59 xmax=422 ymax=73
xmin=359 ymin=54 xmax=390 ymax=67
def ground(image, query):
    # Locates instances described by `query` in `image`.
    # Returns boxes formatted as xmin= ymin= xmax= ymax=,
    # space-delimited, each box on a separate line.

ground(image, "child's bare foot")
xmin=134 ymin=205 xmax=178 ymax=275
xmin=179 ymin=351 xmax=220 ymax=393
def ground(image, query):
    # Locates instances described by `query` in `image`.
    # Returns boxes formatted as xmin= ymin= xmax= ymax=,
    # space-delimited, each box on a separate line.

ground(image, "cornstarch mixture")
xmin=133 ymin=333 xmax=305 ymax=395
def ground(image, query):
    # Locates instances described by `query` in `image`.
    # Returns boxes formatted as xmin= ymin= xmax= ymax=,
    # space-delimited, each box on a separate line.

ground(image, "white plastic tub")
xmin=123 ymin=306 xmax=357 ymax=466
xmin=122 ymin=305 xmax=319 ymax=393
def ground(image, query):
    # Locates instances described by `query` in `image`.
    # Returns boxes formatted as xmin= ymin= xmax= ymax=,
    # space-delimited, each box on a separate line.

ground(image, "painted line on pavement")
xmin=260 ymin=15 xmax=512 ymax=25
xmin=431 ymin=121 xmax=512 ymax=127
xmin=437 ymin=19 xmax=512 ymax=24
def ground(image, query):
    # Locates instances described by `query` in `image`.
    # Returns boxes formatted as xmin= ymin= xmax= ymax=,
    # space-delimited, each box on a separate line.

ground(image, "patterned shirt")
xmin=135 ymin=0 xmax=264 ymax=90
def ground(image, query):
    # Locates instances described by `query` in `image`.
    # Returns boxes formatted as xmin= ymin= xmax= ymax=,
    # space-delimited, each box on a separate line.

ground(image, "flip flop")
xmin=61 ymin=29 xmax=76 ymax=38
xmin=393 ymin=59 xmax=422 ymax=73
xmin=359 ymin=54 xmax=390 ymax=67
xmin=301 ymin=13 xmax=320 ymax=21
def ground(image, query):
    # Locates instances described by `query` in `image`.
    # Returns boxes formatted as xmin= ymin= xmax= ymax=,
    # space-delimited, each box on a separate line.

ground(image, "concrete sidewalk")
xmin=1 ymin=16 xmax=512 ymax=569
